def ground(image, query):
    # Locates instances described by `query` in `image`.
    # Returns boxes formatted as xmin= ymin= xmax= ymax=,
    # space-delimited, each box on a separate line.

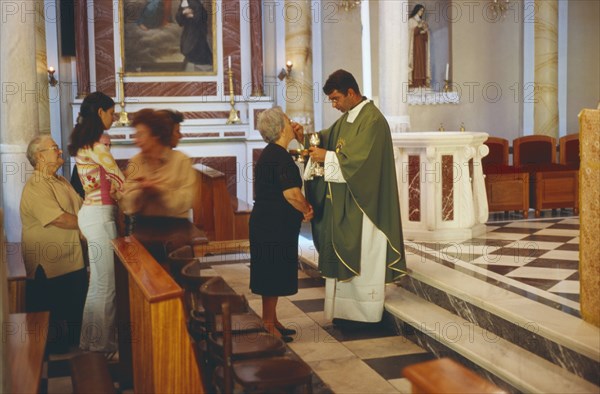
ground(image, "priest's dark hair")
xmin=68 ymin=91 xmax=115 ymax=156
xmin=323 ymin=69 xmax=361 ymax=96
xmin=132 ymin=108 xmax=173 ymax=147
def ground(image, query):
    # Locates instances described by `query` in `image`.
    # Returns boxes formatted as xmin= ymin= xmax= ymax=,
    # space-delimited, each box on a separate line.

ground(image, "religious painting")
xmin=120 ymin=0 xmax=216 ymax=75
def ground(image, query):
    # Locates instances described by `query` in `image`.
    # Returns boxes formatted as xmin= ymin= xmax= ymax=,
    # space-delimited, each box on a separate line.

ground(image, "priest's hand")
xmin=308 ymin=147 xmax=326 ymax=163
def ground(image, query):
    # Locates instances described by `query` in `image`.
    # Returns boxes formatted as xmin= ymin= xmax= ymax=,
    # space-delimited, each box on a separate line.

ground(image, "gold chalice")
xmin=309 ymin=132 xmax=324 ymax=177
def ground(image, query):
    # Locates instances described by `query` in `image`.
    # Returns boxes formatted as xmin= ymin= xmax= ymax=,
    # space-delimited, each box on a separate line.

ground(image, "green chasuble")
xmin=305 ymin=101 xmax=407 ymax=282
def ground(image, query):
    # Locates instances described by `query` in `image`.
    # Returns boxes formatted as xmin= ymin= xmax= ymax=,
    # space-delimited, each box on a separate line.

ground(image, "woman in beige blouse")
xmin=120 ymin=109 xmax=196 ymax=219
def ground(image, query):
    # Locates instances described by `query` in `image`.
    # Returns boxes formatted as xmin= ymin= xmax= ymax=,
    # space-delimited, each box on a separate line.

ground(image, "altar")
xmin=393 ymin=132 xmax=489 ymax=241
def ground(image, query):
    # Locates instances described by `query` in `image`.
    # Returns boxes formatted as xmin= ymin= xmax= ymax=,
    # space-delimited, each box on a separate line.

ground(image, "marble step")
xmin=385 ymin=287 xmax=599 ymax=394
xmin=398 ymin=242 xmax=599 ymax=386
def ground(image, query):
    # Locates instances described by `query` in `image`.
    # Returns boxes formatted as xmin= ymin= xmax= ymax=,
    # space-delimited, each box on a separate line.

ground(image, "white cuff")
xmin=324 ymin=151 xmax=346 ymax=183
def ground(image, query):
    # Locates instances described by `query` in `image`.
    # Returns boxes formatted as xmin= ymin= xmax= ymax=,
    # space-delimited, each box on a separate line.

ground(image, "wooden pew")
xmin=5 ymin=243 xmax=26 ymax=313
xmin=192 ymin=164 xmax=251 ymax=241
xmin=402 ymin=357 xmax=506 ymax=394
xmin=113 ymin=235 xmax=205 ymax=393
xmin=7 ymin=312 xmax=50 ymax=394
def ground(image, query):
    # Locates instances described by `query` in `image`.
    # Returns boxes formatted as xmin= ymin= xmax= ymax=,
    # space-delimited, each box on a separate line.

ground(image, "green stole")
xmin=305 ymin=102 xmax=407 ymax=282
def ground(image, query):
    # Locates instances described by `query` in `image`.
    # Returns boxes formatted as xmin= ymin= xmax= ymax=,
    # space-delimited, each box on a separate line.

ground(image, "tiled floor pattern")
xmin=45 ymin=215 xmax=582 ymax=393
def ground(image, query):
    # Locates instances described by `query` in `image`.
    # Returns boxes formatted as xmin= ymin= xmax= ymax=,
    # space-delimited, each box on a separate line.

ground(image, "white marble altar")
xmin=393 ymin=132 xmax=489 ymax=241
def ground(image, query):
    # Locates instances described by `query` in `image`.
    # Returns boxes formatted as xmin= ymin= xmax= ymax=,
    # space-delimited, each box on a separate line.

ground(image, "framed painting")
xmin=120 ymin=0 xmax=217 ymax=75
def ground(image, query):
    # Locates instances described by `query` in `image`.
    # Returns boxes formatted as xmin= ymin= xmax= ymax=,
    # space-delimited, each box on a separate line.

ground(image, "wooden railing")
xmin=113 ymin=234 xmax=204 ymax=393
xmin=193 ymin=164 xmax=251 ymax=241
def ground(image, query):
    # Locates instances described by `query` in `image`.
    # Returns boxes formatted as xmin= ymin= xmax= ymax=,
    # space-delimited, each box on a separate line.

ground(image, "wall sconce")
xmin=277 ymin=60 xmax=293 ymax=81
xmin=48 ymin=67 xmax=57 ymax=87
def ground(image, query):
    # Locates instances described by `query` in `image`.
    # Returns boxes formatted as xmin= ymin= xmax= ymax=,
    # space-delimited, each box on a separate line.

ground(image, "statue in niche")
xmin=408 ymin=4 xmax=431 ymax=88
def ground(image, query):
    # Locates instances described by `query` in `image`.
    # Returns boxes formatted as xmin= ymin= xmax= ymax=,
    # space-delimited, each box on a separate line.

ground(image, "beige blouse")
xmin=120 ymin=149 xmax=196 ymax=218
xmin=20 ymin=170 xmax=84 ymax=279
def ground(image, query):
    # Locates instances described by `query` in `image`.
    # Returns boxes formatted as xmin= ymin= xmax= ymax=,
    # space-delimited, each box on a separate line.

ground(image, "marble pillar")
xmin=534 ymin=0 xmax=559 ymax=138
xmin=578 ymin=108 xmax=599 ymax=327
xmin=284 ymin=0 xmax=314 ymax=130
xmin=0 ymin=1 xmax=50 ymax=241
xmin=379 ymin=0 xmax=410 ymax=132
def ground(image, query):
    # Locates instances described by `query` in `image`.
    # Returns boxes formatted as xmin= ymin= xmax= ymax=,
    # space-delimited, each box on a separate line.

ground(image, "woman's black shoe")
xmin=276 ymin=326 xmax=297 ymax=336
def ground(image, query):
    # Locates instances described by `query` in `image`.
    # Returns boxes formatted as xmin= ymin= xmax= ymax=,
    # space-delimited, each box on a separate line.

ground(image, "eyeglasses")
xmin=39 ymin=145 xmax=61 ymax=152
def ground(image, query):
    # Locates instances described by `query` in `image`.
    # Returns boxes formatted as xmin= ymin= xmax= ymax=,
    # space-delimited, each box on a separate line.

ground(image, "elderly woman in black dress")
xmin=250 ymin=107 xmax=313 ymax=341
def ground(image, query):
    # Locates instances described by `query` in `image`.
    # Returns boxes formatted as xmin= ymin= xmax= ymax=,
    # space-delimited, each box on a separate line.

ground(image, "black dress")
xmin=250 ymin=143 xmax=303 ymax=296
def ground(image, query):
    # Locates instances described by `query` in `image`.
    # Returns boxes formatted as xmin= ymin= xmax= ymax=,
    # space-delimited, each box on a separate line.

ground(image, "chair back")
xmin=166 ymin=245 xmax=196 ymax=285
xmin=482 ymin=137 xmax=509 ymax=166
xmin=199 ymin=277 xmax=247 ymax=332
xmin=513 ymin=135 xmax=556 ymax=166
xmin=559 ymin=133 xmax=580 ymax=167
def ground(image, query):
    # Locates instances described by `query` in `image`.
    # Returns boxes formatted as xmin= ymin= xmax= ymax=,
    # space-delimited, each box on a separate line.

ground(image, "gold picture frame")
xmin=120 ymin=0 xmax=217 ymax=75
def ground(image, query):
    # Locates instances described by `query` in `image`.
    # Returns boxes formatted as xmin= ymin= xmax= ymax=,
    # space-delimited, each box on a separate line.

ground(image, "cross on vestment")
xmin=368 ymin=289 xmax=377 ymax=299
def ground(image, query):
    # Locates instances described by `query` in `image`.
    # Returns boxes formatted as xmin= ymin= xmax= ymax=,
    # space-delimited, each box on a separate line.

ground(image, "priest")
xmin=305 ymin=69 xmax=406 ymax=323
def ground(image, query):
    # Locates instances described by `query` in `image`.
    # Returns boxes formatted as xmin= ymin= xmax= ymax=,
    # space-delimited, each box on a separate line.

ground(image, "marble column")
xmin=249 ymin=0 xmax=264 ymax=96
xmin=75 ymin=0 xmax=91 ymax=97
xmin=379 ymin=0 xmax=410 ymax=132
xmin=534 ymin=0 xmax=558 ymax=138
xmin=578 ymin=108 xmax=599 ymax=327
xmin=0 ymin=1 xmax=50 ymax=242
xmin=284 ymin=0 xmax=314 ymax=130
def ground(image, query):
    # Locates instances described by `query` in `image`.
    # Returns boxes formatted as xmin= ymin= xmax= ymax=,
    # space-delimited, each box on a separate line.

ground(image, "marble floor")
xmin=44 ymin=211 xmax=596 ymax=393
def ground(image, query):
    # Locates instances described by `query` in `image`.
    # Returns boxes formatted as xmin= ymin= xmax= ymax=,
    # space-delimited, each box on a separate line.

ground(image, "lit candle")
xmin=48 ymin=66 xmax=55 ymax=73
xmin=228 ymin=56 xmax=231 ymax=70
xmin=445 ymin=63 xmax=449 ymax=81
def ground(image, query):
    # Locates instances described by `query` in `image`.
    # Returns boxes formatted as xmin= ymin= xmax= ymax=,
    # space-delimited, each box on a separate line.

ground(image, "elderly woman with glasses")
xmin=250 ymin=107 xmax=313 ymax=341
xmin=20 ymin=135 xmax=88 ymax=353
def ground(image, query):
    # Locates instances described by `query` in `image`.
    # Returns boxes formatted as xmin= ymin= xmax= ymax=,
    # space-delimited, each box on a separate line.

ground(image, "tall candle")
xmin=445 ymin=63 xmax=449 ymax=81
xmin=228 ymin=56 xmax=231 ymax=70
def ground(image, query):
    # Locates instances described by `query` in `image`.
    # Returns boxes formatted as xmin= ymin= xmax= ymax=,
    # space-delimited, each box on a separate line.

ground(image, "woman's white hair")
xmin=26 ymin=135 xmax=52 ymax=167
xmin=256 ymin=106 xmax=286 ymax=143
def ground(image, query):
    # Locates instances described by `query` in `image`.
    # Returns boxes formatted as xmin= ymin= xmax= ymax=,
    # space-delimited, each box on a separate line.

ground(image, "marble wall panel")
xmin=124 ymin=82 xmax=218 ymax=97
xmin=441 ymin=155 xmax=454 ymax=221
xmin=94 ymin=0 xmax=116 ymax=96
xmin=408 ymin=155 xmax=421 ymax=222
xmin=75 ymin=0 xmax=90 ymax=97
xmin=222 ymin=0 xmax=241 ymax=96
xmin=249 ymin=0 xmax=264 ymax=96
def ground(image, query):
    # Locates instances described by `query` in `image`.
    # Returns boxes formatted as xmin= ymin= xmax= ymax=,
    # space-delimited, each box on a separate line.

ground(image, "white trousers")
xmin=78 ymin=205 xmax=118 ymax=352
xmin=324 ymin=213 xmax=387 ymax=322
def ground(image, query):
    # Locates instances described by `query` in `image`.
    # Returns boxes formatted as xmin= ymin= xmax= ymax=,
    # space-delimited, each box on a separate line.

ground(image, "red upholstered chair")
xmin=482 ymin=137 xmax=529 ymax=218
xmin=559 ymin=133 xmax=580 ymax=169
xmin=513 ymin=135 xmax=557 ymax=166
xmin=512 ymin=135 xmax=578 ymax=217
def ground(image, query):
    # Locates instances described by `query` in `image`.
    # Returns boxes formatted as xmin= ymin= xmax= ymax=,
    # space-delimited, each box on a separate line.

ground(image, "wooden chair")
xmin=70 ymin=352 xmax=117 ymax=394
xmin=512 ymin=135 xmax=578 ymax=217
xmin=214 ymin=300 xmax=313 ymax=394
xmin=482 ymin=137 xmax=529 ymax=218
xmin=512 ymin=135 xmax=557 ymax=166
xmin=559 ymin=133 xmax=580 ymax=169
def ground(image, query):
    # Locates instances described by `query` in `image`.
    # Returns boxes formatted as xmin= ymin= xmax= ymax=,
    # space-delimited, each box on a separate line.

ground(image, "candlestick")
xmin=115 ymin=68 xmax=130 ymax=127
xmin=226 ymin=66 xmax=241 ymax=125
